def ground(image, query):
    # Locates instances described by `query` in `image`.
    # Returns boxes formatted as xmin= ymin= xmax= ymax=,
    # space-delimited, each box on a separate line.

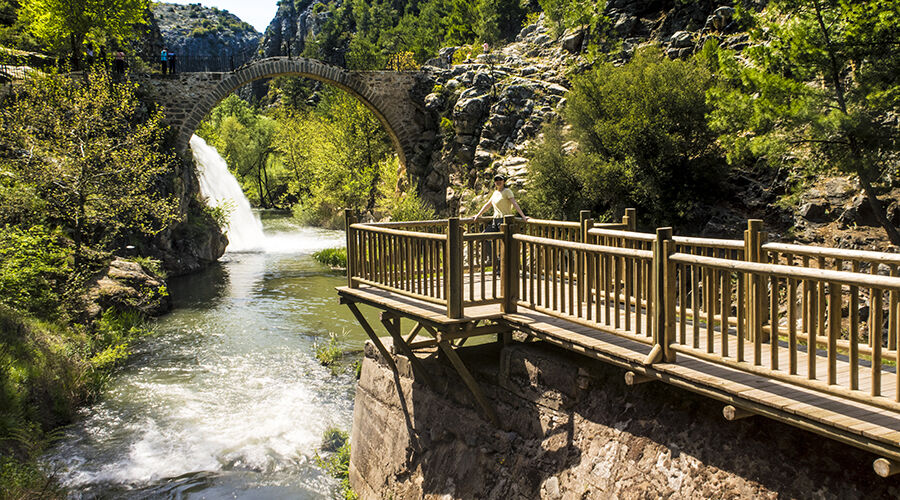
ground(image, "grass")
xmin=315 ymin=427 xmax=357 ymax=500
xmin=126 ymin=256 xmax=166 ymax=278
xmin=0 ymin=306 xmax=149 ymax=498
xmin=313 ymin=247 xmax=347 ymax=269
xmin=314 ymin=331 xmax=345 ymax=367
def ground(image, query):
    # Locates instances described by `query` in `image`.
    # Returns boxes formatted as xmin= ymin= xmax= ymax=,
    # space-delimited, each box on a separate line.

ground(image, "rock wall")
xmin=351 ymin=340 xmax=900 ymax=499
xmin=151 ymin=3 xmax=261 ymax=64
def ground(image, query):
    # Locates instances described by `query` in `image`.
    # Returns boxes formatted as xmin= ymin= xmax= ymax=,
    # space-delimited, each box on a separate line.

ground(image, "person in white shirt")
xmin=474 ymin=175 xmax=528 ymax=231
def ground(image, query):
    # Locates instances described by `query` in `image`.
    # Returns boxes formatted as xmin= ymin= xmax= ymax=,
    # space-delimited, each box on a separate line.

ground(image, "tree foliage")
xmin=0 ymin=70 xmax=180 ymax=258
xmin=301 ymin=0 xmax=529 ymax=67
xmin=197 ymin=86 xmax=430 ymax=228
xmin=20 ymin=0 xmax=147 ymax=65
xmin=539 ymin=46 xmax=723 ymax=224
xmin=706 ymin=0 xmax=900 ymax=243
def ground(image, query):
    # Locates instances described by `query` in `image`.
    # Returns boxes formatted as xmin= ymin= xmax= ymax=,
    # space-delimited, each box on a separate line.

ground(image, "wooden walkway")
xmin=338 ymin=210 xmax=900 ymax=477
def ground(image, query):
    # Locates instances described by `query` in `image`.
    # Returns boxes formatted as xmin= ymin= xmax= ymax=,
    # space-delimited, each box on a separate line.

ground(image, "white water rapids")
xmin=46 ymin=137 xmax=356 ymax=499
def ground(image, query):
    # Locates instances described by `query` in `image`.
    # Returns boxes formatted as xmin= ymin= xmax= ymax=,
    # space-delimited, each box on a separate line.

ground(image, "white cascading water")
xmin=191 ymin=135 xmax=266 ymax=253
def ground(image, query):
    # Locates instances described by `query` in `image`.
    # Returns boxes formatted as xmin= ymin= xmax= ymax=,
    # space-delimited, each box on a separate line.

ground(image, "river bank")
xmin=43 ymin=218 xmax=371 ymax=498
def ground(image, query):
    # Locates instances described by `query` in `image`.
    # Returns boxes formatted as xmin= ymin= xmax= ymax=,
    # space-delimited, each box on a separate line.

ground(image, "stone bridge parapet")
xmin=134 ymin=57 xmax=436 ymax=174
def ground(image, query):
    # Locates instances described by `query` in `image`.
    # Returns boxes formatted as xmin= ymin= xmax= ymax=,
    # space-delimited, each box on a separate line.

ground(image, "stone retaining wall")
xmin=351 ymin=339 xmax=900 ymax=499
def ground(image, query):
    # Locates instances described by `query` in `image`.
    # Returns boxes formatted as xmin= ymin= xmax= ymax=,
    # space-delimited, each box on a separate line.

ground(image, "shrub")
xmin=316 ymin=427 xmax=356 ymax=500
xmin=314 ymin=331 xmax=344 ymax=367
xmin=0 ymin=225 xmax=70 ymax=318
xmin=562 ymin=45 xmax=725 ymax=224
xmin=313 ymin=248 xmax=347 ymax=269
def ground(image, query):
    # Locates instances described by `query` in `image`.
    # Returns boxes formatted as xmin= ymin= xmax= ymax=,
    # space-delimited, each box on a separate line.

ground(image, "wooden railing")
xmin=344 ymin=209 xmax=900 ymax=408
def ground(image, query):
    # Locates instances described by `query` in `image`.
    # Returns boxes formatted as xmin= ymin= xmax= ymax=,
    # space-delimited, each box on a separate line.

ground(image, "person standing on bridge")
xmin=473 ymin=175 xmax=528 ymax=230
xmin=168 ymin=51 xmax=177 ymax=74
xmin=473 ymin=175 xmax=527 ymax=266
xmin=160 ymin=48 xmax=168 ymax=75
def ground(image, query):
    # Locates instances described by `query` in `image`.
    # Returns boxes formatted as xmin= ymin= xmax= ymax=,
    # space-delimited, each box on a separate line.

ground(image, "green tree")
xmin=707 ymin=0 xmax=900 ymax=244
xmin=476 ymin=0 xmax=525 ymax=45
xmin=548 ymin=46 xmax=723 ymax=223
xmin=0 ymin=70 xmax=179 ymax=261
xmin=20 ymin=0 xmax=148 ymax=68
xmin=445 ymin=0 xmax=477 ymax=46
xmin=520 ymin=122 xmax=590 ymax=220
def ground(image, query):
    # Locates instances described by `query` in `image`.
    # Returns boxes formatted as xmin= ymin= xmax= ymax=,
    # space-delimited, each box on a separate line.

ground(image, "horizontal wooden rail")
xmin=672 ymin=235 xmax=744 ymax=250
xmin=763 ymin=242 xmax=900 ymax=266
xmin=351 ymin=223 xmax=448 ymax=241
xmin=514 ymin=233 xmax=654 ymax=259
xmin=587 ymin=228 xmax=656 ymax=242
xmin=671 ymin=253 xmax=900 ymax=289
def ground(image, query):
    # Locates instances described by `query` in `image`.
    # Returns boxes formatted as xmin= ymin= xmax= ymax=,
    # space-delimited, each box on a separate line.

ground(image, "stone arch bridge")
xmin=135 ymin=57 xmax=436 ymax=172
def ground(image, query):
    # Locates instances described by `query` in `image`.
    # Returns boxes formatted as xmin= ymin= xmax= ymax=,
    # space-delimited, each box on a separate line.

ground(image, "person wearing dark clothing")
xmin=85 ymin=44 xmax=95 ymax=67
xmin=113 ymin=51 xmax=126 ymax=77
xmin=168 ymin=52 xmax=177 ymax=74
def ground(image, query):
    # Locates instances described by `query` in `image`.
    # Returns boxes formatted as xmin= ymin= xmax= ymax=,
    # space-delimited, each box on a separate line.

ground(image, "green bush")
xmin=0 ymin=225 xmax=70 ymax=318
xmin=559 ymin=45 xmax=725 ymax=224
xmin=314 ymin=331 xmax=345 ymax=367
xmin=316 ymin=427 xmax=356 ymax=500
xmin=313 ymin=248 xmax=347 ymax=269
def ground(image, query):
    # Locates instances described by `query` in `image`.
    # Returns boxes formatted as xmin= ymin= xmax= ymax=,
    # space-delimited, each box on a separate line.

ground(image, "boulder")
xmin=670 ymin=31 xmax=694 ymax=48
xmin=453 ymin=95 xmax=487 ymax=136
xmin=533 ymin=34 xmax=551 ymax=47
xmin=84 ymin=258 xmax=172 ymax=319
xmin=613 ymin=14 xmax=638 ymax=37
xmin=839 ymin=195 xmax=880 ymax=227
xmin=799 ymin=201 xmax=830 ymax=223
xmin=706 ymin=6 xmax=735 ymax=32
xmin=561 ymin=30 xmax=585 ymax=53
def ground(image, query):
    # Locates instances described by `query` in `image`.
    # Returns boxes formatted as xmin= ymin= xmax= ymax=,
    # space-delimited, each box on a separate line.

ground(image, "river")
xmin=46 ymin=217 xmax=371 ymax=498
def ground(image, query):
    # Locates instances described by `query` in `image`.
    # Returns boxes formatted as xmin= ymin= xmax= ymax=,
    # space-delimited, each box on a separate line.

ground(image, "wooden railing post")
xmin=651 ymin=227 xmax=675 ymax=363
xmin=502 ymin=215 xmax=518 ymax=313
xmin=624 ymin=208 xmax=637 ymax=231
xmin=745 ymin=220 xmax=764 ymax=355
xmin=344 ymin=209 xmax=358 ymax=288
xmin=580 ymin=210 xmax=592 ymax=242
xmin=447 ymin=217 xmax=463 ymax=318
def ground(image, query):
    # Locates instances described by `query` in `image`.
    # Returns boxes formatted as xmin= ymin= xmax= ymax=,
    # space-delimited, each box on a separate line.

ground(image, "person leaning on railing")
xmin=472 ymin=174 xmax=528 ymax=232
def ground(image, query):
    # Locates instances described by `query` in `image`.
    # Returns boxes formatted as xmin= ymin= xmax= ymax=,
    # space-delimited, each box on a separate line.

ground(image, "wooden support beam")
xmin=722 ymin=405 xmax=754 ymax=421
xmin=346 ymin=301 xmax=398 ymax=373
xmin=624 ymin=371 xmax=654 ymax=386
xmin=405 ymin=322 xmax=423 ymax=344
xmin=408 ymin=339 xmax=439 ymax=350
xmin=437 ymin=340 xmax=500 ymax=426
xmin=643 ymin=344 xmax=663 ymax=365
xmin=874 ymin=458 xmax=900 ymax=478
xmin=380 ymin=313 xmax=435 ymax=389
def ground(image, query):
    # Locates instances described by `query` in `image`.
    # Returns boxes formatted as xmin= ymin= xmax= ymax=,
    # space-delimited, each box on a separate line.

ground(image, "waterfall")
xmin=191 ymin=135 xmax=266 ymax=253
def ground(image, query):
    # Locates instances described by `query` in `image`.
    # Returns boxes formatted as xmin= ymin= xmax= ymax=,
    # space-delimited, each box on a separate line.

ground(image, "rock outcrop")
xmin=351 ymin=339 xmax=900 ymax=499
xmin=150 ymin=3 xmax=261 ymax=67
xmin=258 ymin=0 xmax=332 ymax=60
xmin=83 ymin=258 xmax=172 ymax=319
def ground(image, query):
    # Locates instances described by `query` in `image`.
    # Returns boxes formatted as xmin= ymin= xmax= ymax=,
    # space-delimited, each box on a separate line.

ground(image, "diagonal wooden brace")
xmin=437 ymin=340 xmax=500 ymax=426
xmin=346 ymin=301 xmax=399 ymax=374
xmin=381 ymin=313 xmax=435 ymax=390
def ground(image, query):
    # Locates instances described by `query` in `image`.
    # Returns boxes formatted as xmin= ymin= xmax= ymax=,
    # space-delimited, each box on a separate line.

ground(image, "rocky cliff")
xmin=259 ymin=0 xmax=333 ymax=60
xmin=351 ymin=339 xmax=900 ymax=499
xmin=150 ymin=3 xmax=261 ymax=67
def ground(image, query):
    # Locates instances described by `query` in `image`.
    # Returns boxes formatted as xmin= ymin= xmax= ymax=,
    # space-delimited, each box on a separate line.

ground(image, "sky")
xmin=164 ymin=1 xmax=281 ymax=33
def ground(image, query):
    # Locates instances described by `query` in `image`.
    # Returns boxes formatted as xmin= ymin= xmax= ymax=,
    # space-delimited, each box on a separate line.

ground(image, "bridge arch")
xmin=142 ymin=57 xmax=435 ymax=171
